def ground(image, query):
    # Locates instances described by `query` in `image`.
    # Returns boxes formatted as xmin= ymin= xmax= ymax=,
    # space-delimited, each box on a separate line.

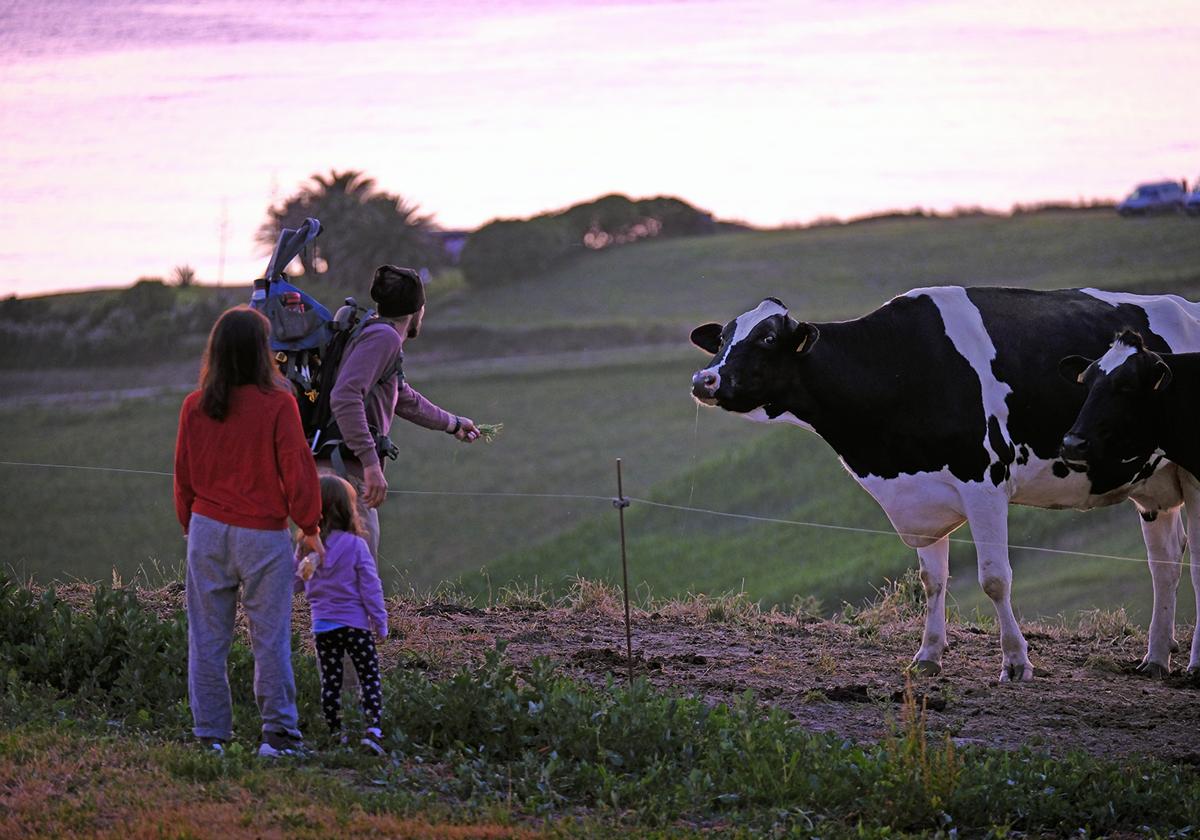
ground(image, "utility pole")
xmin=217 ymin=197 xmax=229 ymax=287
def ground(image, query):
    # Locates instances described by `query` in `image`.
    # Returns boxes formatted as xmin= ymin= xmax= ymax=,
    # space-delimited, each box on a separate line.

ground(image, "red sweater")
xmin=174 ymin=384 xmax=321 ymax=535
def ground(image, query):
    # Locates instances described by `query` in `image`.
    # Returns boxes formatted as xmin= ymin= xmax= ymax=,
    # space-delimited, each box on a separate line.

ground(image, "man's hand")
xmin=362 ymin=462 xmax=388 ymax=508
xmin=298 ymin=530 xmax=326 ymax=560
xmin=454 ymin=416 xmax=480 ymax=443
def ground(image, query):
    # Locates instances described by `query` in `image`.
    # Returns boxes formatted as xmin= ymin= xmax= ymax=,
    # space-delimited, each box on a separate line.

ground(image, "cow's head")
xmin=690 ymin=298 xmax=819 ymax=413
xmin=1058 ymin=330 xmax=1171 ymax=467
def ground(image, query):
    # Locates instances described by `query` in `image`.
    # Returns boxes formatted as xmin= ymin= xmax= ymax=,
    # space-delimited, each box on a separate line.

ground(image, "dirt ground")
xmin=383 ymin=601 xmax=1200 ymax=764
xmin=90 ymin=583 xmax=1200 ymax=766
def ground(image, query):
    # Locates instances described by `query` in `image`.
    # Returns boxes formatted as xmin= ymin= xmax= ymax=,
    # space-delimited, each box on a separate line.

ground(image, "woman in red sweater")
xmin=174 ymin=306 xmax=323 ymax=757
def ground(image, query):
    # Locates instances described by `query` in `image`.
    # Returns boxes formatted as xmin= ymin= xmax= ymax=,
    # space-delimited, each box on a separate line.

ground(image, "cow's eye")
xmin=761 ymin=334 xmax=776 ymax=347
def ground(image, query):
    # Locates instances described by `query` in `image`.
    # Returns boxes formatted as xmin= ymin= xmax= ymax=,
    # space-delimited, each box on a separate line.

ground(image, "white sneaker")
xmin=198 ymin=736 xmax=226 ymax=755
xmin=360 ymin=727 xmax=385 ymax=756
xmin=258 ymin=731 xmax=306 ymax=757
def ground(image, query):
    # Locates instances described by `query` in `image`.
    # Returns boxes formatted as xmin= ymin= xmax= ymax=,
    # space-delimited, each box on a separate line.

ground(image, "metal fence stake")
xmin=614 ymin=458 xmax=633 ymax=685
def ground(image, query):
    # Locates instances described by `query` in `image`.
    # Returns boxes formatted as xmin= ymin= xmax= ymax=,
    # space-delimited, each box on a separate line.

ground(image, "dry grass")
xmin=0 ymin=730 xmax=536 ymax=840
xmin=561 ymin=577 xmax=626 ymax=619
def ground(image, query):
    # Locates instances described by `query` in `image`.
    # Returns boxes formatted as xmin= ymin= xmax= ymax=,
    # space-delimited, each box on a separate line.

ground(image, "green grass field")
xmin=4 ymin=209 xmax=1200 ymax=624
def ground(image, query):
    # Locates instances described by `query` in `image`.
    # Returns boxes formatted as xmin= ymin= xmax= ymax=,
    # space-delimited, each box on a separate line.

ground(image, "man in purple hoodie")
xmin=325 ymin=265 xmax=480 ymax=557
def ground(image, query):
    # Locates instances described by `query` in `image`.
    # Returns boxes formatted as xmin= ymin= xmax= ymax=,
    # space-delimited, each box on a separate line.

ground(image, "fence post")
xmin=613 ymin=458 xmax=633 ymax=685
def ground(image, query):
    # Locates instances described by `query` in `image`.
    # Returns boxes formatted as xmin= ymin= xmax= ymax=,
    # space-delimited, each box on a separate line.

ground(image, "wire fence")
xmin=0 ymin=458 xmax=1181 ymax=569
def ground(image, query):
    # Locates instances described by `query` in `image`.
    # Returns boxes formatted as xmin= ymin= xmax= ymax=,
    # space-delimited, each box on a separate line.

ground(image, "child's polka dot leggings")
xmin=314 ymin=626 xmax=382 ymax=732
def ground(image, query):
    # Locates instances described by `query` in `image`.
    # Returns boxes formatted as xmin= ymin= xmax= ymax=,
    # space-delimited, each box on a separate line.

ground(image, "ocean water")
xmin=1 ymin=0 xmax=1197 ymax=296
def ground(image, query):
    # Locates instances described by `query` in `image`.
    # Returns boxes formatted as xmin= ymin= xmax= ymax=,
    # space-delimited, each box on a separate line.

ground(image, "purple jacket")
xmin=295 ymin=530 xmax=388 ymax=637
xmin=329 ymin=321 xmax=454 ymax=472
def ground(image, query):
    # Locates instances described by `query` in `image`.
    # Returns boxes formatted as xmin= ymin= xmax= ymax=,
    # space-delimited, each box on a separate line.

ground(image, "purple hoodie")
xmin=295 ymin=530 xmax=388 ymax=637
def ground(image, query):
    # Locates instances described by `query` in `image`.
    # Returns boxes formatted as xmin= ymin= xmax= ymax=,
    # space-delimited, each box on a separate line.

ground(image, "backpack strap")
xmin=311 ymin=317 xmax=405 ymax=471
xmin=350 ymin=317 xmax=405 ymax=389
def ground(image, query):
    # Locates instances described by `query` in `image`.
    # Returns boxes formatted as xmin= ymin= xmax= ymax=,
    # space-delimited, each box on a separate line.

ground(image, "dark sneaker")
xmin=258 ymin=730 xmax=306 ymax=758
xmin=360 ymin=727 xmax=385 ymax=756
xmin=198 ymin=736 xmax=226 ymax=755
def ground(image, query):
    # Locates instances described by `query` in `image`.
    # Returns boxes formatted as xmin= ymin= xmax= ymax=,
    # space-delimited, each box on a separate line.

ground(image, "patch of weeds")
xmin=815 ymin=653 xmax=838 ymax=676
xmin=802 ymin=689 xmax=829 ymax=704
xmin=701 ymin=588 xmax=762 ymax=624
xmin=1083 ymin=654 xmax=1125 ymax=674
xmin=157 ymin=741 xmax=251 ymax=783
xmin=273 ymin=806 xmax=318 ymax=831
xmin=562 ymin=576 xmax=624 ymax=616
xmin=421 ymin=580 xmax=479 ymax=609
xmin=493 ymin=578 xmax=552 ymax=611
xmin=1076 ymin=607 xmax=1141 ymax=643
xmin=0 ymin=574 xmax=191 ymax=729
xmin=852 ymin=623 xmax=880 ymax=641
xmin=850 ymin=568 xmax=928 ymax=629
xmin=787 ymin=593 xmax=824 ymax=621
xmin=878 ymin=679 xmax=961 ymax=827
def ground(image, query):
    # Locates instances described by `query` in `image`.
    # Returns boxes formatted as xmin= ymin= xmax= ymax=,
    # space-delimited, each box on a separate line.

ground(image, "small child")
xmin=296 ymin=474 xmax=389 ymax=754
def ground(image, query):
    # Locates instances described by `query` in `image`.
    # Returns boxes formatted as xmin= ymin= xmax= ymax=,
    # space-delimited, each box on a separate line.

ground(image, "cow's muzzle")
xmin=1060 ymin=433 xmax=1090 ymax=463
xmin=692 ymin=369 xmax=719 ymax=402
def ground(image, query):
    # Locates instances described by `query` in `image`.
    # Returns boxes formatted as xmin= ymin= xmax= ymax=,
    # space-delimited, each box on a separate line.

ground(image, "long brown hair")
xmin=319 ymin=474 xmax=366 ymax=540
xmin=198 ymin=306 xmax=286 ymax=420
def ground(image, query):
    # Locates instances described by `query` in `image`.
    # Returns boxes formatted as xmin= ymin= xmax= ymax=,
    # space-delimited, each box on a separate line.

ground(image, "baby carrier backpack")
xmin=249 ymin=218 xmax=401 ymax=469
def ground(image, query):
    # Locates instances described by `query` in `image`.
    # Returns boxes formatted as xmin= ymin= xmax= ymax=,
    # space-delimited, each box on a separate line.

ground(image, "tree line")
xmin=0 ymin=172 xmax=723 ymax=367
xmin=259 ymin=170 xmax=721 ymax=290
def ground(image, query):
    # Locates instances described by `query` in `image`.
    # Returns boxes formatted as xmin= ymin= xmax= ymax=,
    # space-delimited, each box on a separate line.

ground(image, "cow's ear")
xmin=794 ymin=322 xmax=820 ymax=356
xmin=690 ymin=323 xmax=722 ymax=354
xmin=1151 ymin=359 xmax=1173 ymax=391
xmin=1058 ymin=355 xmax=1092 ymax=383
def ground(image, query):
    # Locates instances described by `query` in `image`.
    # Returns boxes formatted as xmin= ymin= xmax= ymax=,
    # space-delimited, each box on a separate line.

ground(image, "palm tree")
xmin=257 ymin=170 xmax=443 ymax=288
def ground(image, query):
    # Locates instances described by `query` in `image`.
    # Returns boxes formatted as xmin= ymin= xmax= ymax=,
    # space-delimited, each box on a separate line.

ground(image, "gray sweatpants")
xmin=186 ymin=512 xmax=301 ymax=741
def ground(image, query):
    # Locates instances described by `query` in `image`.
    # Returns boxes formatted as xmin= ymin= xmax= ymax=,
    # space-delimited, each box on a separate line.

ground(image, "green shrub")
xmin=0 ymin=575 xmax=321 ymax=738
xmin=459 ymin=194 xmax=716 ymax=288
xmin=0 ymin=283 xmax=239 ymax=368
xmin=0 ymin=576 xmax=187 ymax=722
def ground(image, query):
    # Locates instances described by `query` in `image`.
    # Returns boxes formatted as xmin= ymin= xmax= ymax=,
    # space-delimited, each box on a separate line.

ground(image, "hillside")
xmin=2 ymin=210 xmax=1200 ymax=624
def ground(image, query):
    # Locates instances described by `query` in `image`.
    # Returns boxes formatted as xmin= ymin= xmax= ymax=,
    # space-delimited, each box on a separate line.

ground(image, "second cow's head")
xmin=690 ymin=298 xmax=819 ymax=413
xmin=1058 ymin=329 xmax=1172 ymax=467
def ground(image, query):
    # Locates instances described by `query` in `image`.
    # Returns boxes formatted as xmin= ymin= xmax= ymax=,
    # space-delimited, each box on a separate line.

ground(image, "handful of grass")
xmin=476 ymin=422 xmax=504 ymax=443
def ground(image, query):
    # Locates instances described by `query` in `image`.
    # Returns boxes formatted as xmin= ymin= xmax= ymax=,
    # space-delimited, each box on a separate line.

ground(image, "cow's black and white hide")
xmin=1060 ymin=331 xmax=1200 ymax=675
xmin=690 ymin=287 xmax=1200 ymax=680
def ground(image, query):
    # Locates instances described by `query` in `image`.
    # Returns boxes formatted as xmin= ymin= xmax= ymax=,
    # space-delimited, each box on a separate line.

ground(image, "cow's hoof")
xmin=1000 ymin=663 xmax=1034 ymax=682
xmin=911 ymin=659 xmax=941 ymax=677
xmin=1137 ymin=661 xmax=1170 ymax=679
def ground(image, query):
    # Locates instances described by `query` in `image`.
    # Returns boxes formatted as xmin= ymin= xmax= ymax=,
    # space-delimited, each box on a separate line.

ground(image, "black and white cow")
xmin=690 ymin=287 xmax=1200 ymax=681
xmin=1060 ymin=330 xmax=1200 ymax=674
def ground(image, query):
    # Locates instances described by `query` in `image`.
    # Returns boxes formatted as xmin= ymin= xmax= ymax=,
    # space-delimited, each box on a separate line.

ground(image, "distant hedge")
xmin=0 ymin=280 xmax=243 ymax=369
xmin=460 ymin=193 xmax=718 ymax=287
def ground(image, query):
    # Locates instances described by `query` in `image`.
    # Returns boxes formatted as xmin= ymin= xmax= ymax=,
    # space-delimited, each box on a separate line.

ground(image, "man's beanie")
xmin=370 ymin=265 xmax=426 ymax=318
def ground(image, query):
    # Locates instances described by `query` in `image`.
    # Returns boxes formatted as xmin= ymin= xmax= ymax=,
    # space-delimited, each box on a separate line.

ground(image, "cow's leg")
xmin=1178 ymin=477 xmax=1200 ymax=673
xmin=963 ymin=494 xmax=1032 ymax=682
xmin=1191 ymin=536 xmax=1200 ymax=675
xmin=1187 ymin=513 xmax=1200 ymax=675
xmin=912 ymin=536 xmax=951 ymax=675
xmin=1138 ymin=504 xmax=1184 ymax=677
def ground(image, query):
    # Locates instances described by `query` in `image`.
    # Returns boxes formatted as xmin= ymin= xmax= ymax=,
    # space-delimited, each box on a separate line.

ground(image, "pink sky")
xmin=1 ymin=0 xmax=1197 ymax=296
